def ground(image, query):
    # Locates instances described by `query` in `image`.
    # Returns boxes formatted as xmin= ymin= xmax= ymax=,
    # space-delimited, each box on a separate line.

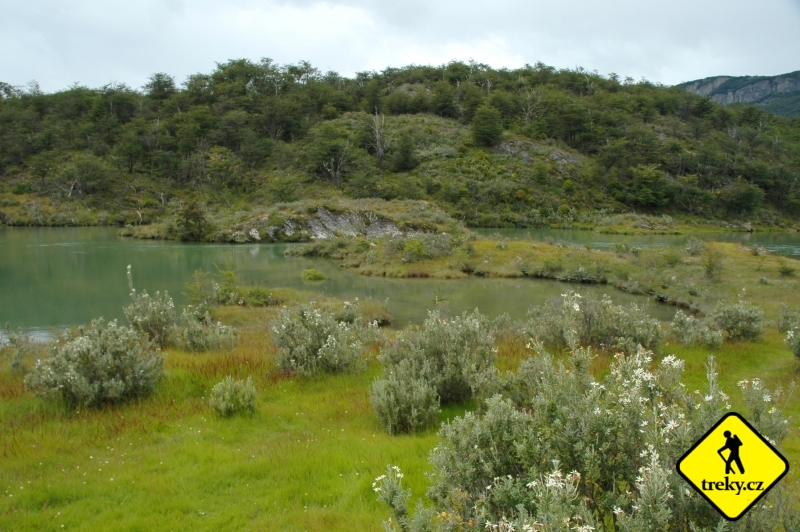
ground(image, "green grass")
xmin=2 ymin=259 xmax=799 ymax=530
xmin=0 ymin=320 xmax=440 ymax=531
xmin=301 ymin=269 xmax=328 ymax=281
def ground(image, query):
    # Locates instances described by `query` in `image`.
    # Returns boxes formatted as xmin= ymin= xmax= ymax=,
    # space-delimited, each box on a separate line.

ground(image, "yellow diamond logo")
xmin=676 ymin=412 xmax=789 ymax=520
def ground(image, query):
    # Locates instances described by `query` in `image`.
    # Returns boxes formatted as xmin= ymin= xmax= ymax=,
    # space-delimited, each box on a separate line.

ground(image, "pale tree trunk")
xmin=367 ymin=108 xmax=386 ymax=167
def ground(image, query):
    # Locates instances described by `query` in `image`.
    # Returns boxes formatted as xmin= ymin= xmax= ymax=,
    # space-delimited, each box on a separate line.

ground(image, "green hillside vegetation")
xmin=2 ymin=60 xmax=800 ymax=232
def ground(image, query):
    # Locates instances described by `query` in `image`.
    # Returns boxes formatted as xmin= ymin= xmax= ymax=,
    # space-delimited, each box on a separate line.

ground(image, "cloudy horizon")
xmin=2 ymin=0 xmax=799 ymax=93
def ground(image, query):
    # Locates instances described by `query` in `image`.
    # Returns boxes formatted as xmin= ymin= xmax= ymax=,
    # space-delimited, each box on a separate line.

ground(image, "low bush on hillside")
xmin=272 ymin=302 xmax=381 ymax=376
xmin=1 ymin=326 xmax=44 ymax=375
xmin=709 ymin=292 xmax=764 ymax=341
xmin=779 ymin=304 xmax=800 ymax=333
xmin=371 ymin=310 xmax=498 ymax=434
xmin=169 ymin=306 xmax=239 ymax=352
xmin=669 ymin=310 xmax=723 ymax=348
xmin=125 ymin=266 xmax=240 ymax=351
xmin=684 ymin=236 xmax=706 ymax=256
xmin=24 ymin=319 xmax=164 ymax=407
xmin=374 ymin=348 xmax=795 ymax=531
xmin=522 ymin=291 xmax=663 ymax=353
xmin=124 ymin=265 xmax=176 ymax=348
xmin=370 ymin=359 xmax=440 ymax=435
xmin=209 ymin=376 xmax=257 ymax=417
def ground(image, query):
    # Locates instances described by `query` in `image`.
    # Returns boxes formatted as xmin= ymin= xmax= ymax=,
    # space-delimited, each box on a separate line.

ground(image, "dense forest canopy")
xmin=1 ymin=58 xmax=799 ymax=227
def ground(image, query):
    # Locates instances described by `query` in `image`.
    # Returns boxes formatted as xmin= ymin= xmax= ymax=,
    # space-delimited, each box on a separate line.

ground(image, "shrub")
xmin=243 ymin=286 xmax=281 ymax=307
xmin=209 ymin=376 xmax=257 ymax=417
xmin=213 ymin=267 xmax=244 ymax=305
xmin=402 ymin=238 xmax=425 ymax=262
xmin=684 ymin=237 xmax=706 ymax=256
xmin=302 ymin=269 xmax=328 ymax=281
xmin=778 ymin=304 xmax=800 ymax=333
xmin=124 ymin=265 xmax=176 ymax=348
xmin=378 ymin=310 xmax=498 ymax=405
xmin=378 ymin=348 xmax=793 ymax=531
xmin=669 ymin=310 xmax=723 ymax=348
xmin=169 ymin=306 xmax=239 ymax=352
xmin=24 ymin=319 xmax=164 ymax=407
xmin=271 ymin=302 xmax=380 ymax=376
xmin=2 ymin=326 xmax=43 ymax=375
xmin=778 ymin=258 xmax=796 ymax=277
xmin=786 ymin=329 xmax=800 ymax=359
xmin=701 ymin=248 xmax=725 ymax=280
xmin=370 ymin=359 xmax=440 ymax=435
xmin=177 ymin=200 xmax=211 ymax=241
xmin=523 ymin=291 xmax=663 ymax=352
xmin=709 ymin=292 xmax=764 ymax=341
xmin=471 ymin=104 xmax=503 ymax=147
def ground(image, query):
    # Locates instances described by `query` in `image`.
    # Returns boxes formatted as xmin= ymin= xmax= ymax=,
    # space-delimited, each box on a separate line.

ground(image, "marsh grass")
xmin=294 ymin=236 xmax=800 ymax=322
xmin=1 ymin=265 xmax=799 ymax=530
xmin=0 ymin=320 xmax=439 ymax=531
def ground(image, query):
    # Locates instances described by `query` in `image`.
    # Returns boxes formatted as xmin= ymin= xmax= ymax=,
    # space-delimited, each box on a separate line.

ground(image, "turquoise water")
xmin=0 ymin=227 xmax=687 ymax=338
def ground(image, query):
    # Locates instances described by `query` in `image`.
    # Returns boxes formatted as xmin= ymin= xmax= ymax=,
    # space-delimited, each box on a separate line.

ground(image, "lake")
xmin=2 ymin=226 xmax=797 ymax=338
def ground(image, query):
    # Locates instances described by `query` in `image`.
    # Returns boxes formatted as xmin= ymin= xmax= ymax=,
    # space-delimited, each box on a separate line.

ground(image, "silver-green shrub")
xmin=778 ymin=304 xmax=800 ymax=333
xmin=271 ymin=302 xmax=380 ymax=376
xmin=209 ymin=376 xmax=257 ymax=417
xmin=370 ymin=359 xmax=440 ymax=435
xmin=382 ymin=347 xmax=793 ymax=531
xmin=370 ymin=310 xmax=498 ymax=434
xmin=524 ymin=291 xmax=663 ymax=352
xmin=2 ymin=326 xmax=43 ymax=375
xmin=24 ymin=319 xmax=164 ymax=407
xmin=372 ymin=465 xmax=436 ymax=532
xmin=170 ymin=306 xmax=238 ymax=352
xmin=378 ymin=310 xmax=498 ymax=405
xmin=684 ymin=236 xmax=706 ymax=256
xmin=669 ymin=310 xmax=723 ymax=348
xmin=709 ymin=292 xmax=764 ymax=341
xmin=786 ymin=329 xmax=800 ymax=359
xmin=124 ymin=265 xmax=176 ymax=348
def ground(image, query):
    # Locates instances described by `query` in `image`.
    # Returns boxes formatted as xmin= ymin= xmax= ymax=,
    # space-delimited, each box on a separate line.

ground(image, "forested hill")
xmin=1 ymin=59 xmax=800 ymax=230
xmin=679 ymin=70 xmax=800 ymax=118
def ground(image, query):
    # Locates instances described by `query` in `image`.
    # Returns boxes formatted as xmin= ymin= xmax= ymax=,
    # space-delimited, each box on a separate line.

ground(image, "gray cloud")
xmin=1 ymin=0 xmax=798 ymax=92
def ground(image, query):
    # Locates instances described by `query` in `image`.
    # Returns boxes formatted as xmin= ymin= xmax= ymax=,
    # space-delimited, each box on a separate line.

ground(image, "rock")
xmin=742 ymin=223 xmax=753 ymax=232
xmin=494 ymin=140 xmax=536 ymax=163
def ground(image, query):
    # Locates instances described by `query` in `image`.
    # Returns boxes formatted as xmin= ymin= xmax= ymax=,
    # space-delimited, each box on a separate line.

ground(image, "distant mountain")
xmin=678 ymin=71 xmax=800 ymax=117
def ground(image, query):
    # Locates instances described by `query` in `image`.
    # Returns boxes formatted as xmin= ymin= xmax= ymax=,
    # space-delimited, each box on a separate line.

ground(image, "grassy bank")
xmin=0 ymin=310 xmax=797 ymax=531
xmin=292 ymin=235 xmax=800 ymax=319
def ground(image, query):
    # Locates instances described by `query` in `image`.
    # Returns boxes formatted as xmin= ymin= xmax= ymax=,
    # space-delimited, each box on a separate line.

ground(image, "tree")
xmin=177 ymin=200 xmax=211 ymax=241
xmin=471 ymin=104 xmax=503 ymax=146
xmin=431 ymin=81 xmax=457 ymax=117
xmin=143 ymin=73 xmax=176 ymax=101
xmin=364 ymin=109 xmax=387 ymax=167
xmin=391 ymin=131 xmax=418 ymax=172
xmin=718 ymin=180 xmax=765 ymax=214
xmin=62 ymin=153 xmax=115 ymax=196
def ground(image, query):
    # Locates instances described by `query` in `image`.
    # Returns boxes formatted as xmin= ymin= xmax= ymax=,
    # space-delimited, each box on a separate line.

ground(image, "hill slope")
xmin=2 ymin=60 xmax=800 ymax=232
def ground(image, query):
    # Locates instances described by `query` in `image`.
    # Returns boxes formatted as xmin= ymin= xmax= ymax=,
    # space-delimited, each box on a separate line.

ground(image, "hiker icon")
xmin=717 ymin=430 xmax=745 ymax=474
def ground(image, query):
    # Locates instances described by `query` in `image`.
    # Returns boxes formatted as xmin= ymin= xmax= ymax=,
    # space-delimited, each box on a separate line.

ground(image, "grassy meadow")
xmin=1 ymin=238 xmax=799 ymax=531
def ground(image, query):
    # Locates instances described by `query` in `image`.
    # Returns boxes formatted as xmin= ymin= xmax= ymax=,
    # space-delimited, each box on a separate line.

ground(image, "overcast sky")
xmin=2 ymin=0 xmax=799 ymax=93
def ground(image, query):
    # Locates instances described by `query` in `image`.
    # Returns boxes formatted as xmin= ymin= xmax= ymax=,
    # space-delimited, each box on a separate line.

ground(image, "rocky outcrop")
xmin=214 ymin=199 xmax=455 ymax=244
xmin=679 ymin=71 xmax=800 ymax=116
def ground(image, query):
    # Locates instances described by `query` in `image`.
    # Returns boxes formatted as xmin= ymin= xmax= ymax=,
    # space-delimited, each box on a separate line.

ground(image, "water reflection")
xmin=1 ymin=227 xmax=679 ymax=337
